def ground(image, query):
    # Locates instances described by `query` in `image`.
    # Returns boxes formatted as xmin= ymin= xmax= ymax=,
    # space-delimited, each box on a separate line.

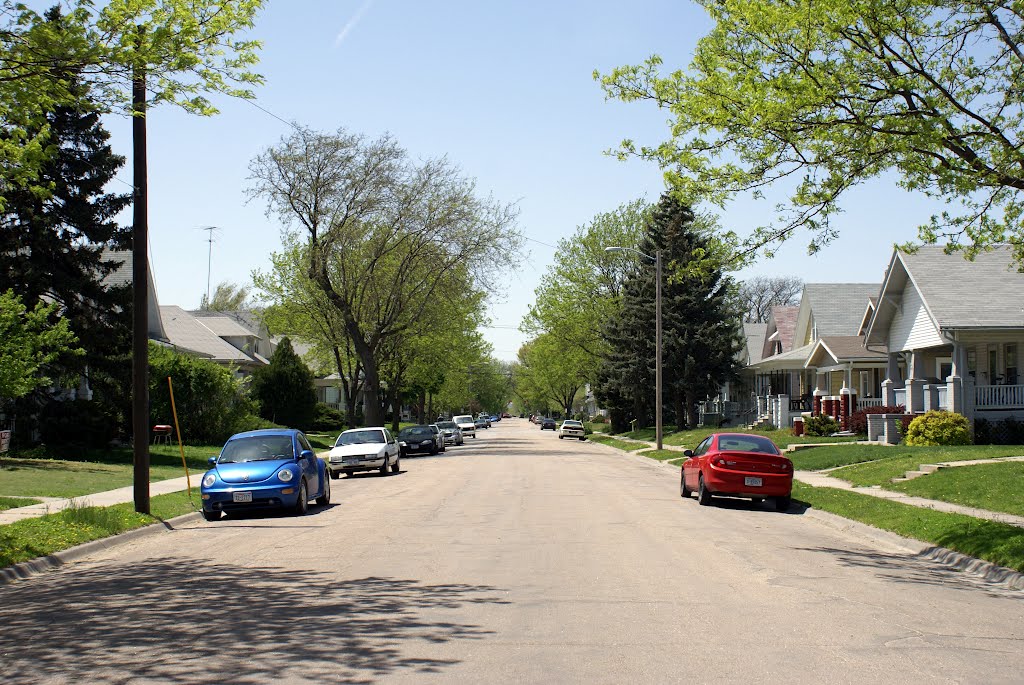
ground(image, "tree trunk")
xmin=685 ymin=387 xmax=699 ymax=428
xmin=427 ymin=392 xmax=434 ymax=421
xmin=417 ymin=389 xmax=426 ymax=424
xmin=672 ymin=389 xmax=685 ymax=430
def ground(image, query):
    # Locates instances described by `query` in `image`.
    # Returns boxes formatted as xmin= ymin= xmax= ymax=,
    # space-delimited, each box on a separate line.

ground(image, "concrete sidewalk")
xmin=0 ymin=473 xmax=200 ymax=525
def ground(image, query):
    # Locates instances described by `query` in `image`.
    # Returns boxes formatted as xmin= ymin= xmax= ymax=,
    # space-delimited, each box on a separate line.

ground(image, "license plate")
xmin=744 ymin=477 xmax=763 ymax=487
xmin=345 ymin=458 xmax=360 ymax=464
xmin=232 ymin=491 xmax=253 ymax=503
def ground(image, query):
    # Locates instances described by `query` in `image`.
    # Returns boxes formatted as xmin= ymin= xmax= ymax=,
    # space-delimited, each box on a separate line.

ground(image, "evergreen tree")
xmin=596 ymin=194 xmax=744 ymax=430
xmin=0 ymin=9 xmax=132 ymax=427
xmin=250 ymin=337 xmax=318 ymax=429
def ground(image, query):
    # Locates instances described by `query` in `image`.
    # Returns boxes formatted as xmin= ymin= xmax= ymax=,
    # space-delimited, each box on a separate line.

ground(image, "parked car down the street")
xmin=200 ymin=428 xmax=330 ymax=521
xmin=436 ymin=421 xmax=464 ymax=445
xmin=428 ymin=424 xmax=446 ymax=452
xmin=680 ymin=433 xmax=792 ymax=511
xmin=327 ymin=427 xmax=401 ymax=478
xmin=398 ymin=425 xmax=442 ymax=457
xmin=453 ymin=414 xmax=477 ymax=439
xmin=540 ymin=417 xmax=556 ymax=430
xmin=558 ymin=420 xmax=586 ymax=440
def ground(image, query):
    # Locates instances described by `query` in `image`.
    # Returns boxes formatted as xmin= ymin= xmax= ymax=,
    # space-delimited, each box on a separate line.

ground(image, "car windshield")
xmin=454 ymin=415 xmax=472 ymax=423
xmin=399 ymin=427 xmax=433 ymax=438
xmin=437 ymin=421 xmax=458 ymax=429
xmin=336 ymin=429 xmax=387 ymax=446
xmin=219 ymin=435 xmax=294 ymax=463
xmin=716 ymin=435 xmax=780 ymax=454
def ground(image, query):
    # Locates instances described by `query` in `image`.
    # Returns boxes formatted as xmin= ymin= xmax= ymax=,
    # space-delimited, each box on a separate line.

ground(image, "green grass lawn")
xmin=821 ymin=445 xmax=1024 ymax=487
xmin=587 ymin=434 xmax=649 ymax=452
xmin=888 ymin=462 xmax=1024 ymax=518
xmin=0 ymin=490 xmax=196 ymax=568
xmin=790 ymin=443 xmax=1024 ymax=474
xmin=793 ymin=482 xmax=1024 ymax=572
xmin=0 ymin=496 xmax=41 ymax=511
xmin=636 ymin=448 xmax=684 ymax=462
xmin=0 ymin=458 xmax=196 ymax=498
xmin=660 ymin=427 xmax=856 ymax=450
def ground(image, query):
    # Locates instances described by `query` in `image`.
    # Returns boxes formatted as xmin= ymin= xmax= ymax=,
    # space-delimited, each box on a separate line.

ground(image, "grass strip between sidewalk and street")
xmin=0 ymin=491 xmax=197 ymax=569
xmin=888 ymin=462 xmax=1024 ymax=518
xmin=0 ymin=497 xmax=41 ymax=512
xmin=636 ymin=449 xmax=684 ymax=461
xmin=793 ymin=482 xmax=1024 ymax=573
xmin=587 ymin=434 xmax=649 ymax=452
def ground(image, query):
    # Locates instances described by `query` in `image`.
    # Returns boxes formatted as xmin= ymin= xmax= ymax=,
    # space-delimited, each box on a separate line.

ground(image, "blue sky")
xmin=91 ymin=0 xmax=938 ymax=360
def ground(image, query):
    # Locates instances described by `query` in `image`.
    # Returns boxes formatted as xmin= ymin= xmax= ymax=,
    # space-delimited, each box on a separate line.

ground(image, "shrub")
xmin=904 ymin=410 xmax=972 ymax=446
xmin=589 ymin=414 xmax=607 ymax=423
xmin=39 ymin=399 xmax=121 ymax=448
xmin=974 ymin=417 xmax=1024 ymax=445
xmin=803 ymin=414 xmax=840 ymax=436
xmin=249 ymin=337 xmax=317 ymax=429
xmin=149 ymin=342 xmax=255 ymax=444
xmin=307 ymin=403 xmax=345 ymax=432
xmin=232 ymin=414 xmax=284 ymax=433
xmin=848 ymin=404 xmax=905 ymax=435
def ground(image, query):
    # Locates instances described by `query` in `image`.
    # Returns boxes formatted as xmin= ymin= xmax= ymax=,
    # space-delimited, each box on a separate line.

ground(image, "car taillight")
xmin=713 ymin=457 xmax=737 ymax=467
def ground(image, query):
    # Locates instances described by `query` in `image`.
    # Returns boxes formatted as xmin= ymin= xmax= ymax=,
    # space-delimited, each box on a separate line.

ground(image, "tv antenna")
xmin=197 ymin=225 xmax=221 ymax=306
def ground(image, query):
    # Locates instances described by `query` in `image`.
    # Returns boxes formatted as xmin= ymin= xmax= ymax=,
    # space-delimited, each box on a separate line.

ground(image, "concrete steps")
xmin=892 ymin=463 xmax=944 ymax=483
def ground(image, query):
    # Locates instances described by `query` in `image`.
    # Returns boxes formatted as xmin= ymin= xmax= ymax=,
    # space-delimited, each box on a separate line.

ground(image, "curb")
xmin=602 ymin=441 xmax=1024 ymax=591
xmin=0 ymin=511 xmax=203 ymax=586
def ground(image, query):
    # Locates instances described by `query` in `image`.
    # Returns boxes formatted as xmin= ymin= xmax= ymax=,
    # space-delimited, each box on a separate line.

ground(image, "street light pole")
xmin=605 ymin=245 xmax=663 ymax=449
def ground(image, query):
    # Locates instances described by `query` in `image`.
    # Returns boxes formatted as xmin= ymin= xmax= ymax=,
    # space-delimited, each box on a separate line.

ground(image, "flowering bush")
xmin=847 ymin=404 xmax=905 ymax=435
xmin=904 ymin=410 xmax=972 ymax=446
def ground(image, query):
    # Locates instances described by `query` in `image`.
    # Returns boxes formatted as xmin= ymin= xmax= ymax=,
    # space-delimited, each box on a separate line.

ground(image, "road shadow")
xmin=0 ymin=559 xmax=509 ymax=684
xmin=793 ymin=546 xmax=1024 ymax=598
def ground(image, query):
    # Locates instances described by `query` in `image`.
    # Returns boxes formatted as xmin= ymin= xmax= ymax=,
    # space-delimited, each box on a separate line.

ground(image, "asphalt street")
xmin=0 ymin=419 xmax=1021 ymax=684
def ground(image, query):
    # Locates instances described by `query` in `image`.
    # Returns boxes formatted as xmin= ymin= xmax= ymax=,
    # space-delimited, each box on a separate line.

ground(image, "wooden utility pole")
xmin=132 ymin=32 xmax=150 ymax=514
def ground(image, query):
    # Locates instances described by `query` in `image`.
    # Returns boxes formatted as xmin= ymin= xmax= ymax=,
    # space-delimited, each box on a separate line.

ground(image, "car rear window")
xmin=563 ymin=421 xmax=583 ymax=427
xmin=437 ymin=421 xmax=457 ymax=429
xmin=716 ymin=435 xmax=780 ymax=454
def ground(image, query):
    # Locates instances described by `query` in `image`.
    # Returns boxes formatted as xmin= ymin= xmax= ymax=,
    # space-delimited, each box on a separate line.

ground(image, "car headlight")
xmin=278 ymin=468 xmax=294 ymax=482
xmin=400 ymin=441 xmax=407 ymax=447
xmin=202 ymin=473 xmax=216 ymax=488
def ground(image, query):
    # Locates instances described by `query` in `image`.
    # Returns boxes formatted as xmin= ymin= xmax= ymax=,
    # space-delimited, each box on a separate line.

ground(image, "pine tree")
xmin=596 ymin=194 xmax=744 ymax=429
xmin=0 ymin=9 xmax=132 ymax=424
xmin=250 ymin=337 xmax=318 ymax=429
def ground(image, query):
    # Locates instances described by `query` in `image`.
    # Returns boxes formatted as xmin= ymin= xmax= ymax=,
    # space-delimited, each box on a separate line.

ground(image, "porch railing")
xmin=858 ymin=397 xmax=885 ymax=408
xmin=975 ymin=384 xmax=1024 ymax=409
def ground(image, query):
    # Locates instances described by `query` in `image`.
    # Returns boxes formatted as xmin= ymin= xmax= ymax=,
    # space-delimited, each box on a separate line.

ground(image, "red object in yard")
xmin=152 ymin=424 xmax=172 ymax=444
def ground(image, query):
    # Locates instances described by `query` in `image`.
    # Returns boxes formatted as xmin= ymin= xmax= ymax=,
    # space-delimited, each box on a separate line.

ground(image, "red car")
xmin=680 ymin=433 xmax=793 ymax=511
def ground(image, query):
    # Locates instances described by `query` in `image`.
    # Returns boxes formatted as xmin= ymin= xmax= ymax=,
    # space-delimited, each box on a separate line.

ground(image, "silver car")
xmin=435 ymin=421 xmax=464 ymax=445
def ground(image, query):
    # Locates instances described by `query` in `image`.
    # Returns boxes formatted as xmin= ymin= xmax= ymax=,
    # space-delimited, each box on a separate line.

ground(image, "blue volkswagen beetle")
xmin=200 ymin=429 xmax=330 ymax=521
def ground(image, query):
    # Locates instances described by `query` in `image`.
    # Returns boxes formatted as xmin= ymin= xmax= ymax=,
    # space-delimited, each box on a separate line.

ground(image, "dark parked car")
xmin=398 ymin=425 xmax=441 ymax=456
xmin=540 ymin=417 xmax=556 ymax=430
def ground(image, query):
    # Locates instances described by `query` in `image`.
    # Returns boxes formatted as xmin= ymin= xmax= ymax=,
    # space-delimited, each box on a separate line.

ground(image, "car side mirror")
xmin=300 ymin=449 xmax=315 ymax=461
xmin=682 ymin=449 xmax=694 ymax=458
xmin=208 ymin=456 xmax=218 ymax=467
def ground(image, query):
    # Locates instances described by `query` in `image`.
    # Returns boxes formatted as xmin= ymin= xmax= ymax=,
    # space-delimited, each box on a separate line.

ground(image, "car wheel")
xmin=316 ymin=473 xmax=331 ymax=505
xmin=751 ymin=497 xmax=764 ymax=505
xmin=440 ymin=443 xmax=446 ymax=453
xmin=330 ymin=470 xmax=340 ymax=480
xmin=579 ymin=437 xmax=585 ymax=441
xmin=202 ymin=508 xmax=221 ymax=522
xmin=345 ymin=471 xmax=356 ymax=477
xmin=294 ymin=480 xmax=309 ymax=516
xmin=379 ymin=457 xmax=390 ymax=476
xmin=775 ymin=496 xmax=792 ymax=512
xmin=430 ymin=444 xmax=438 ymax=455
xmin=559 ymin=435 xmax=564 ymax=439
xmin=697 ymin=475 xmax=713 ymax=506
xmin=680 ymin=471 xmax=692 ymax=499
xmin=391 ymin=455 xmax=400 ymax=473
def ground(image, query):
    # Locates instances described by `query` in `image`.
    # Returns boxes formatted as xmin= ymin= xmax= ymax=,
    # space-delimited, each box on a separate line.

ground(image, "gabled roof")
xmin=858 ymin=298 xmax=877 ymax=337
xmin=866 ymin=245 xmax=1024 ymax=344
xmin=191 ymin=314 xmax=254 ymax=338
xmin=748 ymin=342 xmax=816 ymax=371
xmin=804 ymin=336 xmax=887 ymax=368
xmin=761 ymin=305 xmax=799 ymax=359
xmin=101 ymin=249 xmax=168 ymax=342
xmin=742 ymin=322 xmax=768 ymax=365
xmin=159 ymin=305 xmax=260 ymax=364
xmin=794 ymin=283 xmax=881 ymax=343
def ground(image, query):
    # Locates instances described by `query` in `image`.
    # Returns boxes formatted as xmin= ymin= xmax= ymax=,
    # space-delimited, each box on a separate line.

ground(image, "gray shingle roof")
xmin=802 ymin=283 xmax=881 ymax=336
xmin=743 ymin=323 xmax=767 ymax=364
xmin=192 ymin=315 xmax=254 ymax=338
xmin=901 ymin=245 xmax=1024 ymax=328
xmin=159 ymin=305 xmax=258 ymax=363
xmin=101 ymin=249 xmax=168 ymax=342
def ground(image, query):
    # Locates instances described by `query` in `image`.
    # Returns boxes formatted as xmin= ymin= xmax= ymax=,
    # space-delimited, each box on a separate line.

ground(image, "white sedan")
xmin=327 ymin=427 xmax=401 ymax=478
xmin=558 ymin=420 xmax=586 ymax=440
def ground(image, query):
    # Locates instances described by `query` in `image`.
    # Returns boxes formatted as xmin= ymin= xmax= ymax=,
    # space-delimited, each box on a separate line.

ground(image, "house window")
xmin=936 ymin=357 xmax=952 ymax=381
xmin=989 ymin=348 xmax=998 ymax=384
xmin=1006 ymin=344 xmax=1018 ymax=385
xmin=967 ymin=348 xmax=977 ymax=378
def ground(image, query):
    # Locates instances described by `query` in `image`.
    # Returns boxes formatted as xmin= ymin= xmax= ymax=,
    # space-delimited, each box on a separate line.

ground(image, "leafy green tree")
xmin=248 ymin=126 xmax=522 ymax=426
xmin=200 ymin=281 xmax=251 ymax=312
xmin=515 ymin=334 xmax=588 ymax=418
xmin=0 ymin=52 xmax=132 ymax=418
xmin=597 ymin=195 xmax=743 ymax=429
xmin=596 ymin=1 xmax=1024 ymax=263
xmin=522 ymin=199 xmax=650 ymax=382
xmin=249 ymin=337 xmax=317 ymax=429
xmin=148 ymin=342 xmax=254 ymax=444
xmin=0 ymin=290 xmax=81 ymax=402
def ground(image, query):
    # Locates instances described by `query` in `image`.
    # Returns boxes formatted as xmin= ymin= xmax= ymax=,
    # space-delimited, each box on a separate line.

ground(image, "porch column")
xmin=813 ymin=372 xmax=826 ymax=414
xmin=882 ymin=352 xmax=900 ymax=406
xmin=905 ymin=350 xmax=926 ymax=413
xmin=947 ymin=339 xmax=965 ymax=417
xmin=840 ymin=387 xmax=852 ymax=430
